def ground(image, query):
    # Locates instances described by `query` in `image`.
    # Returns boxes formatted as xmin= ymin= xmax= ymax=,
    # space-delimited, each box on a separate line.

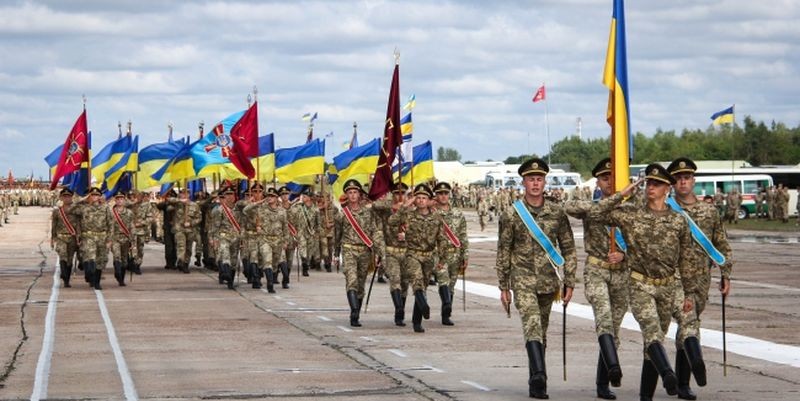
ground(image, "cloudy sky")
xmin=1 ymin=0 xmax=798 ymax=178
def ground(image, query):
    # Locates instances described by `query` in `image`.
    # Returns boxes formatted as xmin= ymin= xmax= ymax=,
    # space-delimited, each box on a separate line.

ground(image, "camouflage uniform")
xmin=130 ymin=198 xmax=154 ymax=270
xmin=72 ymin=197 xmax=113 ymax=289
xmin=51 ymin=202 xmax=80 ymax=287
xmin=169 ymin=198 xmax=202 ymax=272
xmin=496 ymin=198 xmax=577 ymax=344
xmin=280 ymin=196 xmax=299 ymax=286
xmin=242 ymin=199 xmax=287 ymax=291
xmin=438 ymin=206 xmax=468 ymax=296
xmin=297 ymin=200 xmax=321 ymax=274
xmin=374 ymin=196 xmax=412 ymax=326
xmin=317 ymin=196 xmax=337 ymax=272
xmin=109 ymin=203 xmax=134 ymax=286
xmin=211 ymin=200 xmax=242 ymax=289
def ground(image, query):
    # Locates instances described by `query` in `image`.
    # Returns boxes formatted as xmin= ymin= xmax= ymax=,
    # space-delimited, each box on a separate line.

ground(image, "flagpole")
xmin=543 ymin=82 xmax=551 ymax=165
xmin=83 ymin=94 xmax=91 ymax=191
xmin=253 ymin=86 xmax=260 ymax=184
xmin=730 ymin=104 xmax=736 ymax=183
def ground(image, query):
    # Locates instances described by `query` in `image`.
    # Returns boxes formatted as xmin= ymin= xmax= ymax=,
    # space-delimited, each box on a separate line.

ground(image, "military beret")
xmin=88 ymin=187 xmax=102 ymax=196
xmin=59 ymin=188 xmax=74 ymax=196
xmin=518 ymin=158 xmax=549 ymax=176
xmin=278 ymin=186 xmax=291 ymax=196
xmin=251 ymin=182 xmax=264 ymax=191
xmin=413 ymin=183 xmax=433 ymax=198
xmin=391 ymin=182 xmax=409 ymax=193
xmin=343 ymin=179 xmax=364 ymax=193
xmin=433 ymin=181 xmax=452 ymax=194
xmin=667 ymin=157 xmax=697 ymax=176
xmin=265 ymin=187 xmax=278 ymax=197
xmin=592 ymin=157 xmax=612 ymax=177
xmin=644 ymin=163 xmax=675 ymax=185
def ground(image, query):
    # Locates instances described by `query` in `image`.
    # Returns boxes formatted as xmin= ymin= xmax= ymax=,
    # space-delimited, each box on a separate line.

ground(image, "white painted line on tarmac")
xmin=461 ymin=380 xmax=492 ymax=391
xmin=468 ymin=236 xmax=498 ymax=243
xmin=31 ymin=261 xmax=61 ymax=401
xmin=359 ymin=336 xmax=377 ymax=342
xmin=274 ymin=295 xmax=283 ymax=300
xmin=317 ymin=315 xmax=332 ymax=322
xmin=95 ymin=290 xmax=139 ymax=401
xmin=712 ymin=277 xmax=800 ymax=293
xmin=388 ymin=349 xmax=408 ymax=358
xmin=422 ymin=364 xmax=444 ymax=373
xmin=459 ymin=279 xmax=800 ymax=369
xmin=337 ymin=325 xmax=353 ymax=333
xmin=286 ymin=301 xmax=297 ymax=306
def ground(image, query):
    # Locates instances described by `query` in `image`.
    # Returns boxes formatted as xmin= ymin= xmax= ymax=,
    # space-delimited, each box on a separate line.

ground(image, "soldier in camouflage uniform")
xmin=198 ymin=191 xmax=217 ymax=269
xmin=129 ymin=191 xmax=153 ymax=274
xmin=211 ymin=186 xmax=242 ymax=289
xmin=565 ymin=158 xmax=641 ymax=400
xmin=243 ymin=186 xmax=287 ymax=292
xmin=668 ymin=158 xmax=734 ymax=400
xmin=72 ymin=187 xmax=112 ymax=290
xmin=317 ymin=191 xmax=336 ymax=272
xmin=389 ymin=183 xmax=448 ymax=333
xmin=50 ymin=188 xmax=80 ymax=287
xmin=167 ymin=188 xmax=202 ymax=273
xmin=433 ymin=181 xmax=468 ymax=326
xmin=109 ymin=192 xmax=134 ymax=286
xmin=155 ymin=190 xmax=178 ymax=269
xmin=495 ymin=158 xmax=577 ymax=399
xmin=297 ymin=188 xmax=321 ymax=275
xmin=334 ymin=180 xmax=385 ymax=327
xmin=373 ymin=182 xmax=411 ymax=326
xmin=601 ymin=164 xmax=694 ymax=401
xmin=278 ymin=186 xmax=297 ymax=288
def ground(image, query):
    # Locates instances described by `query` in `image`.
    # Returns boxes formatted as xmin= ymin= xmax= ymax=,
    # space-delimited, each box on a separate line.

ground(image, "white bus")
xmin=693 ymin=174 xmax=773 ymax=219
xmin=484 ymin=169 xmax=583 ymax=192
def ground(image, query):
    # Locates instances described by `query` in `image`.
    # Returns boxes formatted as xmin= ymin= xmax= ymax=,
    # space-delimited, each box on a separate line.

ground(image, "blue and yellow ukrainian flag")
xmin=136 ymin=137 xmax=188 ymax=189
xmin=151 ymin=137 xmax=202 ymax=185
xmin=91 ymin=135 xmax=132 ymax=186
xmin=190 ymin=110 xmax=246 ymax=175
xmin=602 ymin=0 xmax=631 ymax=192
xmin=104 ymin=135 xmax=139 ymax=191
xmin=403 ymin=94 xmax=416 ymax=110
xmin=331 ymin=138 xmax=380 ymax=198
xmin=711 ymin=105 xmax=735 ymax=125
xmin=400 ymin=113 xmax=413 ymax=135
xmin=275 ymin=139 xmax=325 ymax=185
xmin=45 ymin=144 xmax=64 ymax=178
xmin=218 ymin=134 xmax=276 ymax=182
xmin=393 ymin=140 xmax=434 ymax=186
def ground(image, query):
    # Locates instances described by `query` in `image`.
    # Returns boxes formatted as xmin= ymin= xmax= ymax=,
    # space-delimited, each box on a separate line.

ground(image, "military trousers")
xmin=133 ymin=233 xmax=148 ymax=265
xmin=319 ymin=235 xmax=334 ymax=265
xmin=384 ymin=248 xmax=410 ymax=294
xmin=584 ymin=261 xmax=630 ymax=347
xmin=513 ymin=285 xmax=556 ymax=344
xmin=80 ymin=233 xmax=108 ymax=270
xmin=216 ymin=233 xmax=240 ymax=266
xmin=441 ymin=250 xmax=462 ymax=294
xmin=54 ymin=235 xmax=79 ymax=267
xmin=175 ymin=229 xmax=194 ymax=263
xmin=247 ymin=234 xmax=282 ymax=268
xmin=406 ymin=251 xmax=436 ymax=292
xmin=111 ymin=238 xmax=132 ymax=264
xmin=676 ymin=269 xmax=712 ymax=347
xmin=341 ymin=244 xmax=372 ymax=297
xmin=299 ymin=233 xmax=320 ymax=262
xmin=629 ymin=276 xmax=685 ymax=357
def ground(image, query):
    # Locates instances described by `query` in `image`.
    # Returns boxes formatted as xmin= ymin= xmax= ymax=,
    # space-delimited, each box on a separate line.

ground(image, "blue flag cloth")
xmin=666 ymin=197 xmax=726 ymax=266
xmin=191 ymin=110 xmax=246 ymax=174
xmin=512 ymin=200 xmax=565 ymax=279
xmin=606 ymin=226 xmax=628 ymax=252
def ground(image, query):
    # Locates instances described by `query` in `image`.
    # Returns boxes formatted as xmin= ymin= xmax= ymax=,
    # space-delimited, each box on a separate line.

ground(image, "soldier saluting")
xmin=496 ymin=158 xmax=577 ymax=399
xmin=667 ymin=157 xmax=733 ymax=400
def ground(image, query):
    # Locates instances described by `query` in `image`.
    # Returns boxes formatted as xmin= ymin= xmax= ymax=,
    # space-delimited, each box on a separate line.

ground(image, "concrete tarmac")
xmin=0 ymin=207 xmax=799 ymax=400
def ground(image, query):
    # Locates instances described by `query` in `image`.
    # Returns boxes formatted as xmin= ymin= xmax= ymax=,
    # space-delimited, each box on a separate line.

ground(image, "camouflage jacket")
xmin=129 ymin=202 xmax=155 ymax=236
xmin=109 ymin=206 xmax=134 ymax=241
xmin=72 ymin=201 xmax=112 ymax=239
xmin=168 ymin=199 xmax=202 ymax=233
xmin=242 ymin=202 xmax=288 ymax=244
xmin=437 ymin=205 xmax=469 ymax=261
xmin=675 ymin=197 xmax=733 ymax=285
xmin=50 ymin=204 xmax=80 ymax=240
xmin=372 ymin=198 xmax=406 ymax=249
xmin=604 ymin=203 xmax=692 ymax=288
xmin=334 ymin=204 xmax=385 ymax=258
xmin=564 ymin=193 xmax=627 ymax=262
xmin=389 ymin=206 xmax=447 ymax=258
xmin=295 ymin=203 xmax=320 ymax=238
xmin=211 ymin=202 xmax=242 ymax=238
xmin=496 ymin=198 xmax=577 ymax=293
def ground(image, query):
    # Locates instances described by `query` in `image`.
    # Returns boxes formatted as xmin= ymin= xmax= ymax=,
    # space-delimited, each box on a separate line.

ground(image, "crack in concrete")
xmin=0 ymin=240 xmax=47 ymax=388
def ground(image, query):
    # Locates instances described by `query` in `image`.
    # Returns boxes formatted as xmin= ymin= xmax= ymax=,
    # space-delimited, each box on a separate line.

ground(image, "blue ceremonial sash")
xmin=605 ymin=226 xmax=628 ymax=253
xmin=512 ymin=200 xmax=564 ymax=280
xmin=666 ymin=197 xmax=726 ymax=266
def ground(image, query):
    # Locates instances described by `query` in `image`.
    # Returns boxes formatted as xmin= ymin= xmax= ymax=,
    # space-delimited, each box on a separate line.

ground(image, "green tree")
xmin=436 ymin=146 xmax=462 ymax=162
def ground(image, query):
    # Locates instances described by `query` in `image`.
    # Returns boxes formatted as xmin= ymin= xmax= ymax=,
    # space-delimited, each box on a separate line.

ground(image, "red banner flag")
xmin=51 ymin=110 xmax=89 ymax=190
xmin=368 ymin=64 xmax=402 ymax=200
xmin=7 ymin=169 xmax=13 ymax=186
xmin=532 ymin=85 xmax=546 ymax=103
xmin=229 ymin=101 xmax=259 ymax=178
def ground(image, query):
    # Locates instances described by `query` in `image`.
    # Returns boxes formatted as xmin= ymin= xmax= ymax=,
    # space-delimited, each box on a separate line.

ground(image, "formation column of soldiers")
xmin=2 ymin=187 xmax=62 ymax=228
xmin=497 ymin=157 xmax=732 ymax=400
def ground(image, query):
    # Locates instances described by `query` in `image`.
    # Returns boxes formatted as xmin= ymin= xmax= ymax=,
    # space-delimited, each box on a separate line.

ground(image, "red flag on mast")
xmin=50 ymin=110 xmax=89 ymax=190
xmin=228 ymin=101 xmax=259 ymax=178
xmin=532 ymin=85 xmax=546 ymax=103
xmin=368 ymin=63 xmax=402 ymax=200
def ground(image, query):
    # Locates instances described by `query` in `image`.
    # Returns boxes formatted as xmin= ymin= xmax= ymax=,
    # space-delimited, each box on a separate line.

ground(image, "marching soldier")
xmin=297 ymin=188 xmax=321 ymax=276
xmin=317 ymin=191 xmax=336 ymax=272
xmin=389 ymin=183 xmax=447 ymax=333
xmin=496 ymin=158 xmax=577 ymax=399
xmin=168 ymin=188 xmax=202 ymax=273
xmin=198 ymin=191 xmax=217 ymax=269
xmin=156 ymin=189 xmax=178 ymax=269
xmin=477 ymin=195 xmax=489 ymax=231
xmin=278 ymin=186 xmax=297 ymax=288
xmin=601 ymin=164 xmax=694 ymax=401
xmin=565 ymin=158 xmax=640 ymax=399
xmin=236 ymin=187 xmax=254 ymax=283
xmin=109 ymin=192 xmax=134 ymax=286
xmin=373 ymin=182 xmax=411 ymax=326
xmin=668 ymin=158 xmax=733 ymax=400
xmin=725 ymin=189 xmax=742 ymax=224
xmin=50 ymin=188 xmax=80 ymax=287
xmin=72 ymin=187 xmax=112 ymax=290
xmin=433 ymin=181 xmax=468 ymax=326
xmin=211 ymin=186 xmax=242 ymax=289
xmin=129 ymin=191 xmax=153 ymax=274
xmin=334 ymin=179 xmax=385 ymax=327
xmin=243 ymin=186 xmax=287 ymax=292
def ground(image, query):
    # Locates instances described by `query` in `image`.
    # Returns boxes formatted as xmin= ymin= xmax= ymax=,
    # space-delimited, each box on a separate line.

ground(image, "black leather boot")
xmin=599 ymin=333 xmax=622 ymax=387
xmin=252 ymin=264 xmax=262 ymax=289
xmin=280 ymin=262 xmax=290 ymax=288
xmin=93 ymin=267 xmax=103 ymax=290
xmin=439 ymin=285 xmax=453 ymax=326
xmin=684 ymin=337 xmax=707 ymax=387
xmin=640 ymin=359 xmax=659 ymax=401
xmin=414 ymin=290 xmax=430 ymax=320
xmin=60 ymin=260 xmax=71 ymax=288
xmin=596 ymin=353 xmax=616 ymax=400
xmin=391 ymin=289 xmax=405 ymax=326
xmin=222 ymin=263 xmax=234 ymax=289
xmin=525 ymin=341 xmax=548 ymax=399
xmin=676 ymin=347 xmax=697 ymax=400
xmin=347 ymin=290 xmax=361 ymax=327
xmin=302 ymin=259 xmax=309 ymax=276
xmin=325 ymin=262 xmax=332 ymax=272
xmin=243 ymin=259 xmax=252 ymax=283
xmin=647 ymin=342 xmax=677 ymax=396
xmin=114 ymin=261 xmax=126 ymax=286
xmin=412 ymin=300 xmax=424 ymax=333
xmin=265 ymin=268 xmax=276 ymax=293
xmin=84 ymin=261 xmax=94 ymax=284
xmin=180 ymin=260 xmax=190 ymax=274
